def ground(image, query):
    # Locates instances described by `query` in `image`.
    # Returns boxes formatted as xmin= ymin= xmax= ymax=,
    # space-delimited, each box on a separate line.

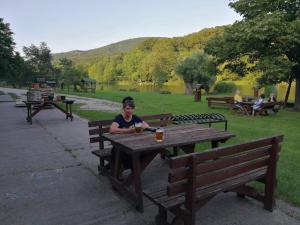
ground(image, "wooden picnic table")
xmin=103 ymin=124 xmax=235 ymax=212
xmin=23 ymin=100 xmax=74 ymax=124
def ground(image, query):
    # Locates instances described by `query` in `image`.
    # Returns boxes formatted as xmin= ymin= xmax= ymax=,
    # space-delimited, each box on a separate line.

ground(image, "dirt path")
xmin=0 ymin=87 xmax=121 ymax=112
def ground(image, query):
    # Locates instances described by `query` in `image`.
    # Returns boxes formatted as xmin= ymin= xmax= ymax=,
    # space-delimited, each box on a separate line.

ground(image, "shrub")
xmin=214 ymin=82 xmax=236 ymax=94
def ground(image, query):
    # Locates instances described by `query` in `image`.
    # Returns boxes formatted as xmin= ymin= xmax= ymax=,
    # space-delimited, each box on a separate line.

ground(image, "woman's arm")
xmin=142 ymin=121 xmax=149 ymax=129
xmin=109 ymin=122 xmax=135 ymax=134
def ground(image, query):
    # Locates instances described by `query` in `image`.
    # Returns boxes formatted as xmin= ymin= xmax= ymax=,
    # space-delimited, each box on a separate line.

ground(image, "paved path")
xmin=0 ymin=100 xmax=299 ymax=225
xmin=0 ymin=87 xmax=121 ymax=112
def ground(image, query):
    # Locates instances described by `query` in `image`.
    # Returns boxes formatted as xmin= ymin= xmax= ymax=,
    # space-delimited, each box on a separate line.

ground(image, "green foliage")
xmin=0 ymin=18 xmax=15 ymax=80
xmin=53 ymin=27 xmax=225 ymax=88
xmin=57 ymin=57 xmax=89 ymax=90
xmin=23 ymin=42 xmax=54 ymax=78
xmin=52 ymin=37 xmax=152 ymax=65
xmin=205 ymin=0 xmax=300 ymax=109
xmin=176 ymin=51 xmax=217 ymax=94
xmin=214 ymin=82 xmax=237 ymax=94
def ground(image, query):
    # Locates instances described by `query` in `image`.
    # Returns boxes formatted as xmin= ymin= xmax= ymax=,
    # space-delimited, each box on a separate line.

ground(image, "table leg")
xmin=113 ymin=148 xmax=121 ymax=179
xmin=211 ymin=141 xmax=219 ymax=148
xmin=181 ymin=144 xmax=195 ymax=154
xmin=65 ymin=103 xmax=69 ymax=119
xmin=69 ymin=103 xmax=73 ymax=120
xmin=132 ymin=153 xmax=143 ymax=212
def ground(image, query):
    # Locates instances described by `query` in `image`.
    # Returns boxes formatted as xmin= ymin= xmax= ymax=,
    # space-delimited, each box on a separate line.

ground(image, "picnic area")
xmin=1 ymin=0 xmax=300 ymax=224
xmin=1 ymin=87 xmax=300 ymax=225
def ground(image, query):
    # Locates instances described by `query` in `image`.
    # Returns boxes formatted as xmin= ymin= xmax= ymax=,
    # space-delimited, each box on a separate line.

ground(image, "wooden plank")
xmin=88 ymin=119 xmax=113 ymax=127
xmin=141 ymin=113 xmax=172 ymax=120
xmin=168 ymin=158 xmax=269 ymax=196
xmin=170 ymin=136 xmax=283 ymax=168
xmin=89 ymin=127 xmax=110 ymax=135
xmin=90 ymin=136 xmax=106 ymax=143
xmin=169 ymin=146 xmax=271 ymax=183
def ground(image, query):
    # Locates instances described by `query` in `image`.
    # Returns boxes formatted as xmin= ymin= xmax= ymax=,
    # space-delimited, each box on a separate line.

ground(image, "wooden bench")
xmin=144 ymin=135 xmax=283 ymax=225
xmin=206 ymin=96 xmax=234 ymax=108
xmin=88 ymin=113 xmax=173 ymax=175
xmin=171 ymin=113 xmax=228 ymax=131
xmin=254 ymin=102 xmax=282 ymax=116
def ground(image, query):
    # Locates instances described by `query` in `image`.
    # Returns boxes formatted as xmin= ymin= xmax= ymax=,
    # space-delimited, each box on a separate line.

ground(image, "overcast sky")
xmin=0 ymin=0 xmax=241 ymax=54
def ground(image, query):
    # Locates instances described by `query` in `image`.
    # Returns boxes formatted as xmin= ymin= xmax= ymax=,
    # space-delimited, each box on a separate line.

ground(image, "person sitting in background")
xmin=252 ymin=94 xmax=265 ymax=116
xmin=234 ymin=90 xmax=243 ymax=109
xmin=268 ymin=93 xmax=277 ymax=103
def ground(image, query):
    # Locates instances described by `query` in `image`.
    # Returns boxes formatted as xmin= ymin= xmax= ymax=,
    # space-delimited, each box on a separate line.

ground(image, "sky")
xmin=0 ymin=0 xmax=241 ymax=54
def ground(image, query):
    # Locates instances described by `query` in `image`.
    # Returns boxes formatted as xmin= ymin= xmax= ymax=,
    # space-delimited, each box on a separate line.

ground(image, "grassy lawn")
xmin=60 ymin=90 xmax=300 ymax=206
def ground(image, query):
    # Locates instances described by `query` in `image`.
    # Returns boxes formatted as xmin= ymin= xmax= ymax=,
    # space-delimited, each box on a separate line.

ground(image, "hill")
xmin=52 ymin=37 xmax=160 ymax=65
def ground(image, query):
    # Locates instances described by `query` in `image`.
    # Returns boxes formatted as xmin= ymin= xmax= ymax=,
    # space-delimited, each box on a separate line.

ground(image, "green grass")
xmin=59 ymin=89 xmax=300 ymax=206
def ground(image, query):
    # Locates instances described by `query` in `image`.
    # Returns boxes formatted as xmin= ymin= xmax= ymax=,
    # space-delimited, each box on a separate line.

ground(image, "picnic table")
xmin=103 ymin=124 xmax=235 ymax=212
xmin=23 ymin=100 xmax=74 ymax=124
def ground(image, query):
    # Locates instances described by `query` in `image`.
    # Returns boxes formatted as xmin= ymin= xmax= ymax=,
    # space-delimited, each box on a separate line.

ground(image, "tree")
xmin=23 ymin=42 xmax=54 ymax=78
xmin=0 ymin=18 xmax=15 ymax=80
xmin=176 ymin=51 xmax=217 ymax=95
xmin=57 ymin=57 xmax=89 ymax=91
xmin=205 ymin=0 xmax=300 ymax=111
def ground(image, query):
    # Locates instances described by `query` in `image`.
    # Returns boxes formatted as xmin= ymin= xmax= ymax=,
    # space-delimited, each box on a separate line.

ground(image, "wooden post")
xmin=264 ymin=137 xmax=280 ymax=211
xmin=185 ymin=155 xmax=197 ymax=225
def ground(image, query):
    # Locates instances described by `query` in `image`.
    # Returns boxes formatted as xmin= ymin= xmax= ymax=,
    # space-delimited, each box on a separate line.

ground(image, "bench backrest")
xmin=88 ymin=113 xmax=173 ymax=149
xmin=167 ymin=135 xmax=283 ymax=210
xmin=206 ymin=97 xmax=234 ymax=104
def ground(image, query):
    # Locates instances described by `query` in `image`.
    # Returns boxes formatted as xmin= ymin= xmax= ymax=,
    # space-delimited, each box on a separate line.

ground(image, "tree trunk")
xmin=284 ymin=74 xmax=293 ymax=107
xmin=294 ymin=76 xmax=300 ymax=111
xmin=184 ymin=82 xmax=193 ymax=95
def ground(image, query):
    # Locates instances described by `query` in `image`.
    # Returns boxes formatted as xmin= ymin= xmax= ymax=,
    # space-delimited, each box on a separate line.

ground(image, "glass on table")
xmin=155 ymin=128 xmax=164 ymax=142
xmin=134 ymin=122 xmax=143 ymax=134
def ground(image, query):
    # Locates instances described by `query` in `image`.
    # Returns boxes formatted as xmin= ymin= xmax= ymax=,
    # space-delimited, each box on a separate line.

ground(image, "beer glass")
xmin=155 ymin=128 xmax=164 ymax=142
xmin=134 ymin=122 xmax=142 ymax=134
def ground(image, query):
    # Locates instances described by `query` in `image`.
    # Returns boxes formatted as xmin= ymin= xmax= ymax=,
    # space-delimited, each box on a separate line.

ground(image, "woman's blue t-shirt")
xmin=113 ymin=114 xmax=142 ymax=128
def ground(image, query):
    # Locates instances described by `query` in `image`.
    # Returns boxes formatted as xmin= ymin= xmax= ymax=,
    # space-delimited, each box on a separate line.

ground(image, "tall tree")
xmin=205 ymin=0 xmax=300 ymax=111
xmin=0 ymin=18 xmax=15 ymax=80
xmin=23 ymin=42 xmax=53 ymax=78
xmin=176 ymin=51 xmax=217 ymax=94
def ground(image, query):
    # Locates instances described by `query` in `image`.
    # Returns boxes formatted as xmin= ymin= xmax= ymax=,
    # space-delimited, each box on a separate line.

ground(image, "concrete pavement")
xmin=0 ymin=101 xmax=299 ymax=225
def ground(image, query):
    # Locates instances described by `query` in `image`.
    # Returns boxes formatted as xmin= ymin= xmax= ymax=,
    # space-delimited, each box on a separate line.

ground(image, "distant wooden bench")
xmin=171 ymin=113 xmax=228 ymax=131
xmin=206 ymin=96 xmax=234 ymax=108
xmin=254 ymin=102 xmax=282 ymax=116
xmin=88 ymin=113 xmax=173 ymax=175
xmin=144 ymin=135 xmax=283 ymax=225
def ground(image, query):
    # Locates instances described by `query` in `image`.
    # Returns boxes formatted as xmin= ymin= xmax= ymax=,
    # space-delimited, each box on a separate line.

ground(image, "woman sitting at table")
xmin=110 ymin=96 xmax=149 ymax=134
xmin=252 ymin=94 xmax=265 ymax=116
xmin=234 ymin=90 xmax=243 ymax=109
xmin=109 ymin=96 xmax=149 ymax=170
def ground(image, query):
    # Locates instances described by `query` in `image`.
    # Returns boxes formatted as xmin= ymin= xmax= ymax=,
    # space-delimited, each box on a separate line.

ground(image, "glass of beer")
xmin=155 ymin=128 xmax=164 ymax=142
xmin=134 ymin=122 xmax=142 ymax=134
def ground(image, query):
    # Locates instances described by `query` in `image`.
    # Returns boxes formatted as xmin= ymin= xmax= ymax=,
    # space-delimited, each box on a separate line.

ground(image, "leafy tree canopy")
xmin=205 ymin=0 xmax=300 ymax=110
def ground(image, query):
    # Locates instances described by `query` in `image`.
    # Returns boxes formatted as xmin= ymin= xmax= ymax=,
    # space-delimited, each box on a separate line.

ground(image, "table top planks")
xmin=103 ymin=124 xmax=235 ymax=153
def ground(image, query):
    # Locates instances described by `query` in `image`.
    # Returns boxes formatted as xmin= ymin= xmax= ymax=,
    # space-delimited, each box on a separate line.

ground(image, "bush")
xmin=214 ymin=82 xmax=236 ymax=94
xmin=119 ymin=88 xmax=127 ymax=92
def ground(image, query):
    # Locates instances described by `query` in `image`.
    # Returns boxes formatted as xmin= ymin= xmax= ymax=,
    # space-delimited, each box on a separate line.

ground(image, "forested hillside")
xmin=52 ymin=37 xmax=156 ymax=66
xmin=68 ymin=26 xmax=226 ymax=86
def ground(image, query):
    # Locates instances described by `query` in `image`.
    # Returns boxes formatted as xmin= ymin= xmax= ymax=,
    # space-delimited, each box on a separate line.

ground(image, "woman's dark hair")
xmin=122 ymin=96 xmax=135 ymax=108
xmin=260 ymin=94 xmax=265 ymax=98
